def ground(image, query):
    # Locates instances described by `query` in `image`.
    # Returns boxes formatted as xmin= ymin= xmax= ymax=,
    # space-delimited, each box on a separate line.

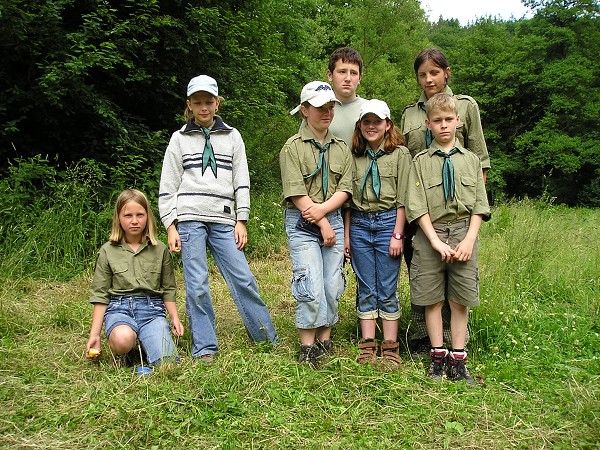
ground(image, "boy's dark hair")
xmin=413 ymin=48 xmax=451 ymax=83
xmin=328 ymin=47 xmax=363 ymax=74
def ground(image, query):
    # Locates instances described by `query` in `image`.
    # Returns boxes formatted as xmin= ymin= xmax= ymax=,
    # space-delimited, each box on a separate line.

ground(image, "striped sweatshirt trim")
xmin=158 ymin=117 xmax=251 ymax=228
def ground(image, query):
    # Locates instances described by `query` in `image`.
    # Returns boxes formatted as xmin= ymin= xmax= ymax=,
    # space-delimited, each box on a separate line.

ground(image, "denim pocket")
xmin=148 ymin=298 xmax=166 ymax=315
xmin=105 ymin=301 xmax=120 ymax=313
xmin=291 ymin=269 xmax=315 ymax=302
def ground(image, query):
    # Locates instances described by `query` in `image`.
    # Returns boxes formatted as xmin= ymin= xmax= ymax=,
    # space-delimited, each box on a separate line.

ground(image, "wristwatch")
xmin=392 ymin=232 xmax=404 ymax=240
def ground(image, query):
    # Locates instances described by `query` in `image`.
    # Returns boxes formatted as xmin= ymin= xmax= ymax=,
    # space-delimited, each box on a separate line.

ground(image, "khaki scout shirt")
xmin=406 ymin=141 xmax=491 ymax=224
xmin=89 ymin=238 xmax=176 ymax=304
xmin=279 ymin=127 xmax=352 ymax=209
xmin=349 ymin=144 xmax=412 ymax=213
xmin=400 ymin=86 xmax=491 ymax=170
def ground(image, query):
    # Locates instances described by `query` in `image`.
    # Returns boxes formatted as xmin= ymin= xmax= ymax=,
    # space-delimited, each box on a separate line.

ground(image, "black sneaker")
xmin=298 ymin=344 xmax=316 ymax=366
xmin=427 ymin=350 xmax=448 ymax=381
xmin=448 ymin=354 xmax=476 ymax=385
xmin=315 ymin=339 xmax=334 ymax=357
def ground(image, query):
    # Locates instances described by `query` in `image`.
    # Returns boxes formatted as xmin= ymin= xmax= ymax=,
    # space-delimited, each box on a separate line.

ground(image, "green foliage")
xmin=432 ymin=2 xmax=600 ymax=206
xmin=1 ymin=0 xmax=599 ymax=204
xmin=0 ymin=157 xmax=109 ymax=279
xmin=0 ymin=161 xmax=286 ymax=279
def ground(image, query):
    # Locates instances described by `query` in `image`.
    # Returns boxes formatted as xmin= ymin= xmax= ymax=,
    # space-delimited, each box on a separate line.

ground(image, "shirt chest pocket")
xmin=423 ymin=176 xmax=444 ymax=212
xmin=424 ymin=176 xmax=443 ymax=190
xmin=403 ymin=120 xmax=426 ymax=134
xmin=111 ymin=264 xmax=133 ymax=290
xmin=455 ymin=122 xmax=467 ymax=147
xmin=459 ymin=176 xmax=476 ymax=207
xmin=329 ymin=162 xmax=346 ymax=184
xmin=378 ymin=161 xmax=397 ymax=179
xmin=141 ymin=262 xmax=162 ymax=289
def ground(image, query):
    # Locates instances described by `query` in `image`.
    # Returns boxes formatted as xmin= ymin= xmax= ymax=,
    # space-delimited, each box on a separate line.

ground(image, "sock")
xmin=451 ymin=349 xmax=467 ymax=360
xmin=430 ymin=347 xmax=448 ymax=358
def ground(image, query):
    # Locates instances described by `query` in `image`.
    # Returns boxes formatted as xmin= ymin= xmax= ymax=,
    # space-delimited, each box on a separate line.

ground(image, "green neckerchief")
xmin=419 ymin=102 xmax=434 ymax=148
xmin=200 ymin=126 xmax=217 ymax=177
xmin=303 ymin=139 xmax=330 ymax=201
xmin=433 ymin=147 xmax=460 ymax=207
xmin=359 ymin=147 xmax=385 ymax=201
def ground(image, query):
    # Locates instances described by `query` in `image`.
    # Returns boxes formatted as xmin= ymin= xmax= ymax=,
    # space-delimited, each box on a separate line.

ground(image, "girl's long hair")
xmin=109 ymin=189 xmax=158 ymax=245
xmin=351 ymin=119 xmax=404 ymax=156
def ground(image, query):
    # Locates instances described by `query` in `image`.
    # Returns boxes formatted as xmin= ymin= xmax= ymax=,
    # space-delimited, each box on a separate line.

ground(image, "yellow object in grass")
xmin=88 ymin=348 xmax=101 ymax=357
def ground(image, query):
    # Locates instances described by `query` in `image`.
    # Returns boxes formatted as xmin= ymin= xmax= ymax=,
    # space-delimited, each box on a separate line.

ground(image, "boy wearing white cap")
xmin=159 ymin=75 xmax=278 ymax=362
xmin=344 ymin=99 xmax=412 ymax=366
xmin=281 ymin=81 xmax=352 ymax=366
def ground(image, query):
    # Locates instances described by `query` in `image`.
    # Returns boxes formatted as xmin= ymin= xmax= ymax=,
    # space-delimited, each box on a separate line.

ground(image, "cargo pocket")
xmin=291 ymin=267 xmax=315 ymax=303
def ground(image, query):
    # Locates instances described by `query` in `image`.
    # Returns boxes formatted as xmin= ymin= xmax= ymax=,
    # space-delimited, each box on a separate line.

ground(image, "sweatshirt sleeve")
xmin=159 ymin=132 xmax=184 ymax=229
xmin=231 ymin=129 xmax=251 ymax=222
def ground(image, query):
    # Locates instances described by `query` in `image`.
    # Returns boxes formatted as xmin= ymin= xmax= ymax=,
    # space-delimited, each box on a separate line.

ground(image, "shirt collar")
xmin=300 ymin=126 xmax=336 ymax=145
xmin=119 ymin=236 xmax=151 ymax=252
xmin=427 ymin=140 xmax=465 ymax=157
xmin=182 ymin=115 xmax=232 ymax=133
xmin=417 ymin=85 xmax=455 ymax=107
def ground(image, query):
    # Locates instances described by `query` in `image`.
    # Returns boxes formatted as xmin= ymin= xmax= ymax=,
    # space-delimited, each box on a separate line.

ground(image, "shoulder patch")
xmin=455 ymin=94 xmax=477 ymax=104
xmin=402 ymin=103 xmax=417 ymax=113
xmin=284 ymin=134 xmax=302 ymax=146
xmin=413 ymin=149 xmax=429 ymax=160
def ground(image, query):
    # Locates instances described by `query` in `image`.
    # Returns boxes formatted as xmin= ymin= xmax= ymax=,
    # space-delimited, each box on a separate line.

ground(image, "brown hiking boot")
xmin=356 ymin=339 xmax=377 ymax=365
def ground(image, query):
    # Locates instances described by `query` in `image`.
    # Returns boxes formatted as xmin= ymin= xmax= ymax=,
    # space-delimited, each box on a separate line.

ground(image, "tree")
xmin=430 ymin=2 xmax=600 ymax=205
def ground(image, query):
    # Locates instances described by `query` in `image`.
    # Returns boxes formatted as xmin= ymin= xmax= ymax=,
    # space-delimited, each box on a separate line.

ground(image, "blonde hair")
xmin=109 ymin=189 xmax=158 ymax=245
xmin=425 ymin=93 xmax=458 ymax=118
xmin=183 ymin=93 xmax=225 ymax=122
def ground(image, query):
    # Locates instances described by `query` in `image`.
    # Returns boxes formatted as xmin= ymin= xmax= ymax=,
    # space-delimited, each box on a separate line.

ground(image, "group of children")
xmin=85 ymin=47 xmax=490 ymax=384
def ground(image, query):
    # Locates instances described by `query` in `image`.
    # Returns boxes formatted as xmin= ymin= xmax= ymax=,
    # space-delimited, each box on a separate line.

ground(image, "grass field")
xmin=0 ymin=199 xmax=598 ymax=449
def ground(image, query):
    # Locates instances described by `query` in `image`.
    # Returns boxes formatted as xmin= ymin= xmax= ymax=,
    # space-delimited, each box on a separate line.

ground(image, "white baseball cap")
xmin=358 ymin=99 xmax=391 ymax=120
xmin=289 ymin=81 xmax=341 ymax=115
xmin=187 ymin=75 xmax=219 ymax=97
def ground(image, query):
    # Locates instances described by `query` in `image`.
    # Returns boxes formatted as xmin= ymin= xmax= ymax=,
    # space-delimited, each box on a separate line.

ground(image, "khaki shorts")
xmin=409 ymin=218 xmax=480 ymax=307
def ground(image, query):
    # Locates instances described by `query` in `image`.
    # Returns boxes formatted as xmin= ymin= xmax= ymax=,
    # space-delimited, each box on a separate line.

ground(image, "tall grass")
xmin=0 ymin=188 xmax=598 ymax=448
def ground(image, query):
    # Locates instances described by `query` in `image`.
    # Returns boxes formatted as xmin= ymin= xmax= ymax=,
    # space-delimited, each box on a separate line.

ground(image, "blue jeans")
xmin=284 ymin=208 xmax=346 ymax=329
xmin=178 ymin=221 xmax=278 ymax=358
xmin=349 ymin=209 xmax=401 ymax=320
xmin=104 ymin=295 xmax=178 ymax=365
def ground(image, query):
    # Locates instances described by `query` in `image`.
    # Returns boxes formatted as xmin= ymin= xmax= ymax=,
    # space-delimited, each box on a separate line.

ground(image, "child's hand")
xmin=453 ymin=236 xmax=476 ymax=262
xmin=431 ymin=238 xmax=455 ymax=263
xmin=170 ymin=319 xmax=184 ymax=337
xmin=389 ymin=237 xmax=403 ymax=258
xmin=234 ymin=221 xmax=248 ymax=250
xmin=167 ymin=225 xmax=181 ymax=252
xmin=301 ymin=204 xmax=326 ymax=223
xmin=344 ymin=236 xmax=351 ymax=260
xmin=319 ymin=219 xmax=336 ymax=247
xmin=86 ymin=336 xmax=101 ymax=360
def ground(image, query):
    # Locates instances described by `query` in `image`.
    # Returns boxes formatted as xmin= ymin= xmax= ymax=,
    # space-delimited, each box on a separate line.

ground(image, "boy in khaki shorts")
xmin=406 ymin=93 xmax=491 ymax=384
